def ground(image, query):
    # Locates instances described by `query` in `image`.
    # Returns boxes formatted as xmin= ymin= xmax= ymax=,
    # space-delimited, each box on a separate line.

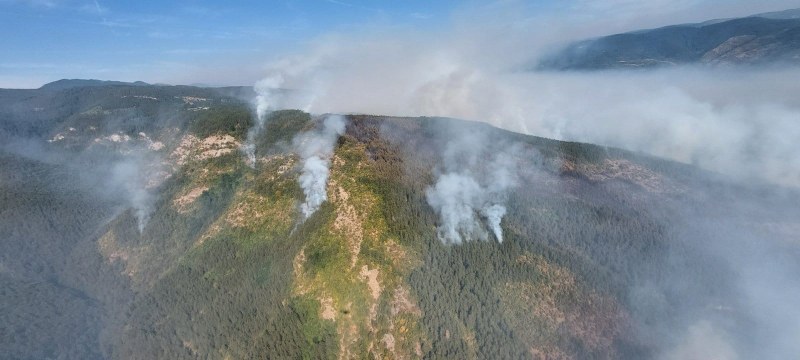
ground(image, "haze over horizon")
xmin=5 ymin=1 xmax=800 ymax=188
xmin=3 ymin=1 xmax=800 ymax=359
xmin=2 ymin=0 xmax=799 ymax=88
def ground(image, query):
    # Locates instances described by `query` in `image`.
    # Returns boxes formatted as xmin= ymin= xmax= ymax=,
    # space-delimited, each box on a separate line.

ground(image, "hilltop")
xmin=1 ymin=82 xmax=799 ymax=359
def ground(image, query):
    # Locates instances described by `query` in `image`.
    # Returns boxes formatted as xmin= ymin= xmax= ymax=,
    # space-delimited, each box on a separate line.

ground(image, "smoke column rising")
xmin=102 ymin=141 xmax=168 ymax=233
xmin=294 ymin=115 xmax=346 ymax=219
xmin=425 ymin=173 xmax=510 ymax=244
xmin=243 ymin=75 xmax=285 ymax=166
xmin=110 ymin=159 xmax=155 ymax=232
xmin=481 ymin=204 xmax=507 ymax=243
xmin=243 ymin=3 xmax=800 ymax=356
xmin=425 ymin=130 xmax=518 ymax=244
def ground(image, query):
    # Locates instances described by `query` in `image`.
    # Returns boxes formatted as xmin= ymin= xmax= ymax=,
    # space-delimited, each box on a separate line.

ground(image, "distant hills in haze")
xmin=38 ymin=79 xmax=152 ymax=91
xmin=0 ymin=80 xmax=255 ymax=140
xmin=539 ymin=8 xmax=800 ymax=70
xmin=29 ymin=79 xmax=250 ymax=92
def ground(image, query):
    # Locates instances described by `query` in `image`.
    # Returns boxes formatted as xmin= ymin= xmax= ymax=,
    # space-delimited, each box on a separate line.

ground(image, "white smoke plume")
xmin=242 ymin=74 xmax=285 ymax=166
xmin=425 ymin=131 xmax=518 ymax=245
xmin=293 ymin=115 xmax=346 ymax=219
xmin=425 ymin=173 xmax=508 ymax=244
xmin=481 ymin=204 xmax=507 ymax=243
xmin=240 ymin=2 xmax=800 ymax=356
xmin=241 ymin=8 xmax=800 ymax=187
xmin=110 ymin=156 xmax=157 ymax=232
xmin=255 ymin=75 xmax=284 ymax=122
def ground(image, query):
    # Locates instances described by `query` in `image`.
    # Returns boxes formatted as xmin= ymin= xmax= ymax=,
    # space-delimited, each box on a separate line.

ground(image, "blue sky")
xmin=0 ymin=0 xmax=467 ymax=87
xmin=1 ymin=0 xmax=797 ymax=88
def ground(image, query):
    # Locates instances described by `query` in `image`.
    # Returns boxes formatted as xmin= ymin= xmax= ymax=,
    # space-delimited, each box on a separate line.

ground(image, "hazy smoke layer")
xmin=109 ymin=155 xmax=158 ymax=232
xmin=660 ymin=320 xmax=738 ymax=360
xmin=1 ymin=138 xmax=162 ymax=231
xmin=425 ymin=130 xmax=518 ymax=244
xmin=293 ymin=115 xmax=346 ymax=219
xmin=250 ymin=18 xmax=800 ymax=187
xmin=246 ymin=3 xmax=800 ymax=356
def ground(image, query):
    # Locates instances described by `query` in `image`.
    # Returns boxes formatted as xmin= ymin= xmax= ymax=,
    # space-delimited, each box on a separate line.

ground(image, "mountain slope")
xmin=1 ymin=83 xmax=799 ymax=359
xmin=39 ymin=79 xmax=151 ymax=92
xmin=539 ymin=10 xmax=800 ymax=69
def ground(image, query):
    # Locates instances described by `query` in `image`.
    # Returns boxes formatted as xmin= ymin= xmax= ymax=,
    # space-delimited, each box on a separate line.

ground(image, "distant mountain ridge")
xmin=0 ymin=81 xmax=254 ymax=141
xmin=539 ymin=8 xmax=800 ymax=70
xmin=38 ymin=79 xmax=151 ymax=91
xmin=756 ymin=8 xmax=800 ymax=20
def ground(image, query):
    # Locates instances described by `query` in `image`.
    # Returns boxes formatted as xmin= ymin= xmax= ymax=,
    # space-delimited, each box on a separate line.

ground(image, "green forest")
xmin=1 ymin=84 xmax=798 ymax=359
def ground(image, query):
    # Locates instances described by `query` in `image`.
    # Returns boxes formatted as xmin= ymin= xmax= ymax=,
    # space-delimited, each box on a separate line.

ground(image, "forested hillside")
xmin=1 ymin=82 xmax=799 ymax=359
xmin=539 ymin=10 xmax=800 ymax=69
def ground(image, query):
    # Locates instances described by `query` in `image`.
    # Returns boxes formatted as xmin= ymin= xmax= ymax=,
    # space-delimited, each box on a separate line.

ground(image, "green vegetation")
xmin=3 ymin=86 xmax=793 ymax=359
xmin=255 ymin=109 xmax=313 ymax=151
xmin=289 ymin=296 xmax=338 ymax=359
xmin=187 ymin=105 xmax=254 ymax=140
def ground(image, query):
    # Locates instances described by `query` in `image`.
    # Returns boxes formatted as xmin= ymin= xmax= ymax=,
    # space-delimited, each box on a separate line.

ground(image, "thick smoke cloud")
xmin=293 ymin=115 xmax=346 ymax=219
xmin=425 ymin=174 xmax=510 ymax=244
xmin=424 ymin=130 xmax=518 ymax=244
xmin=249 ymin=15 xmax=800 ymax=187
xmin=426 ymin=174 xmax=492 ymax=244
xmin=640 ymin=196 xmax=800 ymax=360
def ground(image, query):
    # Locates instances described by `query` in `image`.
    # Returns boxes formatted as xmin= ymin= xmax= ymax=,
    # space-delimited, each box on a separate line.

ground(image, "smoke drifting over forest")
xmin=1 ymin=138 xmax=163 ymax=231
xmin=2 ymin=1 xmax=799 ymax=359
xmin=292 ymin=115 xmax=346 ymax=219
xmin=248 ymin=5 xmax=800 ymax=188
xmin=107 ymin=153 xmax=160 ymax=231
xmin=243 ymin=3 xmax=800 ymax=359
xmin=424 ymin=130 xmax=518 ymax=244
